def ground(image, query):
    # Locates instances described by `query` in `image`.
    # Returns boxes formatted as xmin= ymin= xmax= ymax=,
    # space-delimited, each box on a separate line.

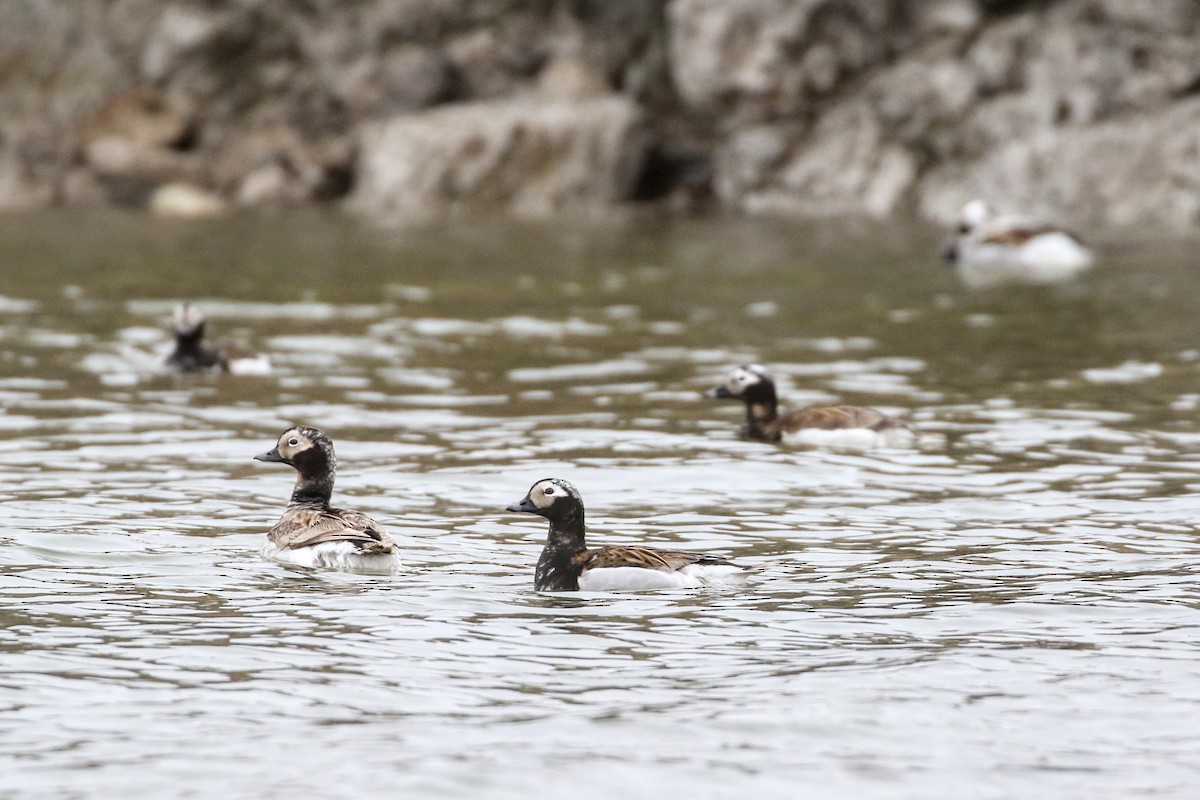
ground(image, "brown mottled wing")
xmin=268 ymin=506 xmax=397 ymax=554
xmin=578 ymin=545 xmax=732 ymax=573
xmin=978 ymin=225 xmax=1060 ymax=246
xmin=780 ymin=404 xmax=907 ymax=433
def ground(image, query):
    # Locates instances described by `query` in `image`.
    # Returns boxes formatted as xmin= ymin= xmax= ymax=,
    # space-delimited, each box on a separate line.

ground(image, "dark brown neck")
xmin=742 ymin=400 xmax=780 ymax=441
xmin=535 ymin=513 xmax=587 ymax=591
xmin=289 ymin=474 xmax=333 ymax=507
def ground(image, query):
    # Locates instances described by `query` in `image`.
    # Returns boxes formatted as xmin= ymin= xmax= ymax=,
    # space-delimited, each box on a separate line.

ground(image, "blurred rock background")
xmin=2 ymin=0 xmax=1198 ymax=226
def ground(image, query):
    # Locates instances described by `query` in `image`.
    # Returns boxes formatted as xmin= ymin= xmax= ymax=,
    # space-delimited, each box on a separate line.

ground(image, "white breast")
xmin=577 ymin=563 xmax=749 ymax=592
xmin=956 ymin=232 xmax=1094 ymax=288
xmin=260 ymin=540 xmax=401 ymax=574
xmin=780 ymin=425 xmax=916 ymax=449
xmin=227 ymin=354 xmax=273 ymax=376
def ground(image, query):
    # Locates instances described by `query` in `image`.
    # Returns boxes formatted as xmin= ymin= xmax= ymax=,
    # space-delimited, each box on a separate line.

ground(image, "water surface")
xmin=1 ymin=210 xmax=1199 ymax=799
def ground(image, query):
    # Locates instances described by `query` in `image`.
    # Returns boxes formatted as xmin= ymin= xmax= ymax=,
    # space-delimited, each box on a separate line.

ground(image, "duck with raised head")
xmin=707 ymin=364 xmax=917 ymax=449
xmin=941 ymin=199 xmax=1094 ymax=287
xmin=254 ymin=426 xmax=401 ymax=574
xmin=505 ymin=478 xmax=751 ymax=592
xmin=166 ymin=303 xmax=272 ymax=375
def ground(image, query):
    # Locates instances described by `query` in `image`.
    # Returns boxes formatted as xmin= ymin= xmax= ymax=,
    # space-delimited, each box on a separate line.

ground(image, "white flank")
xmin=227 ymin=355 xmax=273 ymax=376
xmin=577 ymin=563 xmax=749 ymax=592
xmin=781 ymin=425 xmax=916 ymax=450
xmin=956 ymin=233 xmax=1093 ymax=289
xmin=261 ymin=540 xmax=401 ymax=575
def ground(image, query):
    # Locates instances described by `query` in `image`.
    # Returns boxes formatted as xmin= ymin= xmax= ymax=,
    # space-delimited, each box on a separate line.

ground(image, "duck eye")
xmin=288 ymin=438 xmax=299 ymax=446
xmin=544 ymin=487 xmax=555 ymax=495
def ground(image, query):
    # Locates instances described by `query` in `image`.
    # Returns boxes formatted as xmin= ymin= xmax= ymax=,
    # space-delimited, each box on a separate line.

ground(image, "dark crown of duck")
xmin=255 ymin=425 xmax=337 ymax=506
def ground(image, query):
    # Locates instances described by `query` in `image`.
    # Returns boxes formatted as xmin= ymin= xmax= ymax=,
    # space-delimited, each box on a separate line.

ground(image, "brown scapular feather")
xmin=268 ymin=506 xmax=397 ymax=554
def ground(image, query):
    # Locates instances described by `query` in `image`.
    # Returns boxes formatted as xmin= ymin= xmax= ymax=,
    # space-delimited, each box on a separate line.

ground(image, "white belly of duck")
xmin=226 ymin=354 xmax=273 ymax=375
xmin=781 ymin=425 xmax=916 ymax=450
xmin=260 ymin=540 xmax=401 ymax=574
xmin=577 ymin=563 xmax=749 ymax=592
xmin=957 ymin=234 xmax=1093 ymax=288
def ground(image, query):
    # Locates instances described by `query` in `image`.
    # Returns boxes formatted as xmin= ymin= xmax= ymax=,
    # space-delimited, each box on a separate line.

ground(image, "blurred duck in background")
xmin=942 ymin=199 xmax=1094 ymax=288
xmin=707 ymin=364 xmax=923 ymax=449
xmin=165 ymin=302 xmax=272 ymax=375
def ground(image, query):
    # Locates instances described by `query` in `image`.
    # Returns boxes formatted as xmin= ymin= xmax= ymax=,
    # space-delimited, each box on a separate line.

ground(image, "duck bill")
xmin=505 ymin=496 xmax=539 ymax=514
xmin=254 ymin=447 xmax=288 ymax=464
xmin=706 ymin=385 xmax=734 ymax=399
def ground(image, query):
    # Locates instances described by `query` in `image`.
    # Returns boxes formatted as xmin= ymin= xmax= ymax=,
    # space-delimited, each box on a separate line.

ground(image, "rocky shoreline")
xmin=2 ymin=0 xmax=1197 ymax=227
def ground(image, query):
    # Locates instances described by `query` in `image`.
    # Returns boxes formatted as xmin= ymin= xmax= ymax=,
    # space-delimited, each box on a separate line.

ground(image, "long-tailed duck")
xmin=941 ymin=200 xmax=1094 ymax=287
xmin=707 ymin=364 xmax=918 ymax=449
xmin=166 ymin=303 xmax=272 ymax=374
xmin=254 ymin=426 xmax=401 ymax=574
xmin=505 ymin=478 xmax=751 ymax=592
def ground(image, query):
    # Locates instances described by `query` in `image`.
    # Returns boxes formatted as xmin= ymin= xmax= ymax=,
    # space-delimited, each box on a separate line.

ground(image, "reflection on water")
xmin=2 ymin=210 xmax=1200 ymax=798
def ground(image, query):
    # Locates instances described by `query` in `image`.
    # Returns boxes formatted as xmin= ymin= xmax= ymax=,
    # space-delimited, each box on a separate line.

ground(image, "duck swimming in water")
xmin=941 ymin=200 xmax=1094 ymax=288
xmin=166 ymin=303 xmax=271 ymax=374
xmin=254 ymin=426 xmax=401 ymax=574
xmin=707 ymin=364 xmax=918 ymax=449
xmin=505 ymin=478 xmax=752 ymax=592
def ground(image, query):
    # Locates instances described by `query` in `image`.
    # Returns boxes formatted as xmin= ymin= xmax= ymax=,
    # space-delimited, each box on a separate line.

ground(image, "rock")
xmin=1094 ymin=0 xmax=1198 ymax=30
xmin=919 ymin=97 xmax=1200 ymax=228
xmin=213 ymin=125 xmax=343 ymax=205
xmin=78 ymin=86 xmax=190 ymax=150
xmin=236 ymin=163 xmax=294 ymax=207
xmin=716 ymin=125 xmax=791 ymax=198
xmin=728 ymin=101 xmax=918 ymax=218
xmin=352 ymin=95 xmax=648 ymax=223
xmin=140 ymin=5 xmax=225 ymax=82
xmin=376 ymin=46 xmax=458 ymax=111
xmin=149 ymin=182 xmax=226 ymax=218
xmin=911 ymin=0 xmax=982 ymax=36
xmin=445 ymin=18 xmax=550 ymax=101
xmin=0 ymin=154 xmax=54 ymax=211
xmin=667 ymin=0 xmax=899 ymax=118
xmin=2 ymin=0 xmax=1200 ymax=227
xmin=537 ymin=55 xmax=611 ymax=100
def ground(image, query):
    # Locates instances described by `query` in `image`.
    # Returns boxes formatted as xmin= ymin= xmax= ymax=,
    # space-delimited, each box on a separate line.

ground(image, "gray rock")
xmin=920 ymin=98 xmax=1200 ymax=228
xmin=352 ymin=95 xmax=648 ymax=223
xmin=667 ymin=0 xmax=899 ymax=120
xmin=150 ymin=182 xmax=227 ymax=218
xmin=2 ymin=0 xmax=1200 ymax=227
xmin=732 ymin=101 xmax=918 ymax=218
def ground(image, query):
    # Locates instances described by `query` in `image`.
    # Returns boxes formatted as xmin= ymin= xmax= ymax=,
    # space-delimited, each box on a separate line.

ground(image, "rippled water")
xmin=2 ymin=210 xmax=1200 ymax=798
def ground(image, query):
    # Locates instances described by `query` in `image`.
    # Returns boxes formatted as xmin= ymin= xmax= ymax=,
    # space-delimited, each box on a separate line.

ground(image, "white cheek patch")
xmin=174 ymin=304 xmax=205 ymax=330
xmin=280 ymin=432 xmax=313 ymax=458
xmin=727 ymin=367 xmax=762 ymax=392
xmin=530 ymin=482 xmax=557 ymax=509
